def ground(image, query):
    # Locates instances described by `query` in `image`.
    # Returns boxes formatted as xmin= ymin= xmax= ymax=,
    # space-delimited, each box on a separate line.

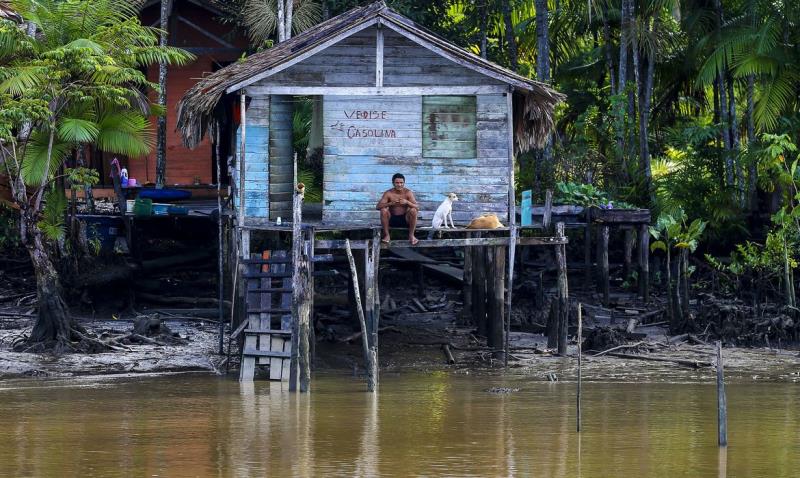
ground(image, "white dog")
xmin=431 ymin=193 xmax=459 ymax=229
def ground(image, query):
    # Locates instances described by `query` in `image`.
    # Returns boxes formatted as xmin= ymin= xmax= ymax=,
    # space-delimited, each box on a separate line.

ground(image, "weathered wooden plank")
xmin=322 ymin=155 xmax=507 ymax=166
xmin=322 ymin=182 xmax=508 ymax=194
xmin=323 ymin=163 xmax=507 ymax=176
xmin=247 ymin=85 xmax=507 ymax=95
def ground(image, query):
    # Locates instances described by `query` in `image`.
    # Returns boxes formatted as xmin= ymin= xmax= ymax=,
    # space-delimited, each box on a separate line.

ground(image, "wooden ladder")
xmin=239 ymin=250 xmax=293 ymax=381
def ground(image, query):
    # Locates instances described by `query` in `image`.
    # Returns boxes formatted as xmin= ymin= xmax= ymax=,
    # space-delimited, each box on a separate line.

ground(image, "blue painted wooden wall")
xmin=321 ymin=94 xmax=509 ymax=224
xmin=235 ymin=97 xmax=270 ymax=218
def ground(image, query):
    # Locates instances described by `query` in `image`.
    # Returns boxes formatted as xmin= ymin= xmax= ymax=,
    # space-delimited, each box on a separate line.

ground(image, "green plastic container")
xmin=133 ymin=198 xmax=153 ymax=216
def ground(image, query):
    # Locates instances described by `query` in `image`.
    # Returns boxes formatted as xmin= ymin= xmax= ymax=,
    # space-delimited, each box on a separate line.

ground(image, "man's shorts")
xmin=389 ymin=213 xmax=409 ymax=228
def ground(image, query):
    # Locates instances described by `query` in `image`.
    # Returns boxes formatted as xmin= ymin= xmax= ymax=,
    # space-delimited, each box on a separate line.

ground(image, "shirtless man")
xmin=376 ymin=173 xmax=419 ymax=245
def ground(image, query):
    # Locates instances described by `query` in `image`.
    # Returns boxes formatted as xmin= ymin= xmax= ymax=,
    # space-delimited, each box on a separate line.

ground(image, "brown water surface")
xmin=0 ymin=373 xmax=797 ymax=477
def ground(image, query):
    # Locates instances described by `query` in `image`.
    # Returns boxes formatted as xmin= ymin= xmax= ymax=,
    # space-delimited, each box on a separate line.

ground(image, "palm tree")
xmin=223 ymin=0 xmax=321 ymax=45
xmin=0 ymin=0 xmax=191 ymax=350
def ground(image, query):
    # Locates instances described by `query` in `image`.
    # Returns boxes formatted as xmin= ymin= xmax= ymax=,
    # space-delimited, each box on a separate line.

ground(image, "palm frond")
xmin=96 ymin=110 xmax=153 ymax=157
xmin=243 ymin=0 xmax=278 ymax=44
xmin=58 ymin=117 xmax=100 ymax=144
xmin=21 ymin=130 xmax=71 ymax=186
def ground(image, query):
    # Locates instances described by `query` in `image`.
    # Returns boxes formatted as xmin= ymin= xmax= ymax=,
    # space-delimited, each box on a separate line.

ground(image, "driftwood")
xmin=605 ymin=352 xmax=713 ymax=368
xmin=594 ymin=341 xmax=645 ymax=356
xmin=442 ymin=343 xmax=455 ymax=364
xmin=337 ymin=325 xmax=401 ymax=343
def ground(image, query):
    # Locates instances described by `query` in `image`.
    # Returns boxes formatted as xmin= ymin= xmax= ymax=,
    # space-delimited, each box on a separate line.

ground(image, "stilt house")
xmin=178 ymin=1 xmax=563 ymax=227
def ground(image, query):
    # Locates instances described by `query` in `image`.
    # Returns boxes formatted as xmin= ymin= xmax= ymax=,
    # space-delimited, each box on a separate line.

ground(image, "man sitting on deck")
xmin=376 ymin=173 xmax=419 ymax=245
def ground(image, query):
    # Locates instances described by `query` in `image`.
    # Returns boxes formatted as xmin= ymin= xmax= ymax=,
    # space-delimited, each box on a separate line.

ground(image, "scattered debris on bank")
xmin=1 ymin=244 xmax=798 ymax=381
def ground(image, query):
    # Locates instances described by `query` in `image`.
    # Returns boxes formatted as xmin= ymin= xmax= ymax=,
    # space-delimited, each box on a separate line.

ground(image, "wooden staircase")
xmin=239 ymin=250 xmax=293 ymax=381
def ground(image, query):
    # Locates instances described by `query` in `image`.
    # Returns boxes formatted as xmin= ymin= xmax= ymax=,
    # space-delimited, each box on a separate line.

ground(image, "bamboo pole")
xmin=346 ymin=239 xmax=376 ymax=392
xmin=716 ymin=340 xmax=728 ymax=446
xmin=577 ymin=303 xmax=582 ymax=432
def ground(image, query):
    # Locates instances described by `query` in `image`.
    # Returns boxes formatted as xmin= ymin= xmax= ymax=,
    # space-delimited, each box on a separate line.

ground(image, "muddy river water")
xmin=0 ymin=372 xmax=797 ymax=477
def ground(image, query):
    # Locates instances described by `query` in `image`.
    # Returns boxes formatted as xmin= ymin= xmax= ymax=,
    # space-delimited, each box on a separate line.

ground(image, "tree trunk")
xmin=728 ymin=76 xmax=742 ymax=204
xmin=603 ymin=10 xmax=616 ymax=95
xmin=535 ymin=0 xmax=553 ymax=163
xmin=639 ymin=17 xmax=657 ymax=204
xmin=155 ymin=0 xmax=171 ymax=189
xmin=479 ymin=1 xmax=488 ymax=58
xmin=714 ymin=0 xmax=733 ymax=186
xmin=680 ymin=248 xmax=690 ymax=321
xmin=501 ymin=0 xmax=518 ymax=71
xmin=25 ymin=218 xmax=72 ymax=347
xmin=617 ymin=0 xmax=630 ymax=95
xmin=277 ymin=0 xmax=286 ymax=43
xmin=285 ymin=0 xmax=293 ymax=40
xmin=746 ymin=74 xmax=757 ymax=211
xmin=615 ymin=0 xmax=631 ymax=157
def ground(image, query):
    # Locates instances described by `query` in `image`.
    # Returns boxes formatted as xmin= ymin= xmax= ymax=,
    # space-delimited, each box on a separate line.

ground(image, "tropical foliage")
xmin=0 ymin=0 xmax=192 ymax=349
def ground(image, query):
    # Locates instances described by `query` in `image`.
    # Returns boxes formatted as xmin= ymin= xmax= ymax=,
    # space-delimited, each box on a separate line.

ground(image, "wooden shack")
xmin=178 ymin=1 xmax=562 ymax=225
xmin=177 ymin=1 xmax=566 ymax=389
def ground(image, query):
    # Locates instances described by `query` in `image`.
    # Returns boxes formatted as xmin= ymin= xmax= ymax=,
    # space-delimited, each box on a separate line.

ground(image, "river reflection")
xmin=0 ymin=373 xmax=797 ymax=477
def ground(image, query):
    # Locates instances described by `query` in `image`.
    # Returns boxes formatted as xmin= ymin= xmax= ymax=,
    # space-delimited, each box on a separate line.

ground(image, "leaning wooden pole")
xmin=346 ymin=239 xmax=377 ymax=392
xmin=716 ymin=340 xmax=728 ymax=446
xmin=577 ymin=303 xmax=583 ymax=433
xmin=556 ymin=222 xmax=569 ymax=355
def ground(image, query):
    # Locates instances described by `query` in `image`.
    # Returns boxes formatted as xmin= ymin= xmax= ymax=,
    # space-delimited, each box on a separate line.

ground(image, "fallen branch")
xmin=594 ymin=341 xmax=645 ymax=357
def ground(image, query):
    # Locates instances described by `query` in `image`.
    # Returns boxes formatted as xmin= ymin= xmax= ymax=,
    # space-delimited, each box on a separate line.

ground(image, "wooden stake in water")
xmin=345 ymin=239 xmax=376 ymax=392
xmin=577 ymin=302 xmax=582 ymax=433
xmin=716 ymin=340 xmax=728 ymax=446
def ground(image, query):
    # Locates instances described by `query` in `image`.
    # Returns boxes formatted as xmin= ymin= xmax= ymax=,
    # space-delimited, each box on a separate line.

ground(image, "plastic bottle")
xmin=120 ymin=167 xmax=129 ymax=187
xmin=276 ymin=217 xmax=282 ymax=226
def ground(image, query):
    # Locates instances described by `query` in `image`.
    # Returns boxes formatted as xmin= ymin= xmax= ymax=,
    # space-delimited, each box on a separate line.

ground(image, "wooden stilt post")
xmin=345 ymin=239 xmax=376 ymax=392
xmin=599 ymin=225 xmax=610 ymax=306
xmin=639 ymin=223 xmax=650 ymax=301
xmin=577 ymin=303 xmax=582 ymax=432
xmin=584 ymin=209 xmax=592 ymax=286
xmin=291 ymin=157 xmax=312 ymax=392
xmin=504 ymin=227 xmax=516 ymax=367
xmin=216 ymin=128 xmax=225 ymax=355
xmin=472 ymin=233 xmax=487 ymax=337
xmin=542 ymin=190 xmax=553 ymax=231
xmin=370 ymin=228 xmax=381 ymax=386
xmin=623 ymin=227 xmax=634 ymax=279
xmin=488 ymin=245 xmax=506 ymax=360
xmin=716 ymin=340 xmax=728 ymax=446
xmin=462 ymin=232 xmax=473 ymax=323
xmin=556 ymin=222 xmax=569 ymax=355
xmin=547 ymin=300 xmax=558 ymax=349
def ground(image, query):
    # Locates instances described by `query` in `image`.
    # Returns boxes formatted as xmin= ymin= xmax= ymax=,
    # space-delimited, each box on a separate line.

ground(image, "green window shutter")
xmin=422 ymin=96 xmax=477 ymax=159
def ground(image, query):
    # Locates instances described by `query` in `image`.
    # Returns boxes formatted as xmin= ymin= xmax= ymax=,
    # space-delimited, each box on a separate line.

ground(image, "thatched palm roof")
xmin=177 ymin=1 xmax=564 ymax=153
